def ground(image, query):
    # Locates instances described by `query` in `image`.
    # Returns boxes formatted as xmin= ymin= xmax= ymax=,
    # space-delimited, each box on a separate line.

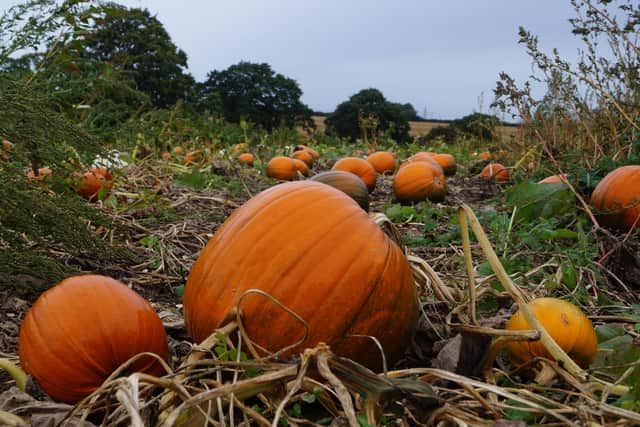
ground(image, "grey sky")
xmin=1 ymin=1 xmax=587 ymax=119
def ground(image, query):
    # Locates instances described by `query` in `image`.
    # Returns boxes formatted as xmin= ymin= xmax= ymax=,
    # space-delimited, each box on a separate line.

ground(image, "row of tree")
xmin=0 ymin=2 xmax=437 ymax=143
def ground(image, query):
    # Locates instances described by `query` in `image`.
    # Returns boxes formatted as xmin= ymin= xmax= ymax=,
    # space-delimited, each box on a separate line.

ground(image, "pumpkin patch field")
xmin=2 ymin=1 xmax=640 ymax=424
xmin=2 ymin=125 xmax=640 ymax=426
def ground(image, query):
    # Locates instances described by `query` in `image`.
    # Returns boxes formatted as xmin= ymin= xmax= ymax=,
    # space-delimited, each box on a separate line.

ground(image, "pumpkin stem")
xmin=0 ymin=358 xmax=27 ymax=391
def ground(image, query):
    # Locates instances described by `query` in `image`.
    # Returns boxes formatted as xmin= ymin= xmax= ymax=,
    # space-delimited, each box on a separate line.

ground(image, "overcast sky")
xmin=1 ymin=1 xmax=587 ymax=119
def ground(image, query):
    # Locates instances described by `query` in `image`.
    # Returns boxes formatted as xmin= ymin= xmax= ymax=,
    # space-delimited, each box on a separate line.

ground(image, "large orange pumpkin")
xmin=76 ymin=166 xmax=114 ymax=201
xmin=393 ymin=161 xmax=446 ymax=203
xmin=426 ymin=153 xmax=457 ymax=176
xmin=292 ymin=150 xmax=314 ymax=168
xmin=481 ymin=163 xmax=510 ymax=182
xmin=19 ymin=275 xmax=169 ymax=404
xmin=589 ymin=165 xmax=640 ymax=232
xmin=183 ymin=181 xmax=418 ymax=370
xmin=331 ymin=157 xmax=378 ymax=193
xmin=505 ymin=298 xmax=597 ymax=368
xmin=366 ymin=151 xmax=396 ymax=174
xmin=266 ymin=156 xmax=298 ymax=181
xmin=310 ymin=170 xmax=370 ymax=211
xmin=399 ymin=153 xmax=445 ymax=179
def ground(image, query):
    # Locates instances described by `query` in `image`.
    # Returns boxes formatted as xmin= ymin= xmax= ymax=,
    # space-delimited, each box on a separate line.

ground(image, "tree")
xmin=419 ymin=113 xmax=499 ymax=144
xmin=80 ymin=3 xmax=195 ymax=108
xmin=197 ymin=61 xmax=312 ymax=131
xmin=325 ymin=89 xmax=412 ymax=143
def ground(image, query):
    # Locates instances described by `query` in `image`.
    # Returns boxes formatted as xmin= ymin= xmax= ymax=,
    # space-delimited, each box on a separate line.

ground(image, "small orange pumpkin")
xmin=26 ymin=166 xmax=53 ymax=182
xmin=393 ymin=161 xmax=446 ymax=203
xmin=505 ymin=297 xmax=597 ymax=368
xmin=292 ymin=149 xmax=314 ymax=168
xmin=538 ymin=174 xmax=567 ymax=184
xmin=310 ymin=170 xmax=369 ymax=211
xmin=479 ymin=151 xmax=493 ymax=161
xmin=76 ymin=167 xmax=114 ymax=201
xmin=2 ymin=139 xmax=12 ymax=151
xmin=292 ymin=158 xmax=310 ymax=177
xmin=366 ymin=151 xmax=396 ymax=174
xmin=266 ymin=156 xmax=298 ymax=181
xmin=295 ymin=144 xmax=319 ymax=160
xmin=183 ymin=151 xmax=199 ymax=166
xmin=19 ymin=275 xmax=169 ymax=404
xmin=232 ymin=143 xmax=248 ymax=156
xmin=161 ymin=151 xmax=172 ymax=161
xmin=332 ymin=157 xmax=378 ymax=193
xmin=426 ymin=153 xmax=457 ymax=176
xmin=173 ymin=146 xmax=185 ymax=155
xmin=238 ymin=152 xmax=255 ymax=166
xmin=183 ymin=181 xmax=418 ymax=371
xmin=481 ymin=163 xmax=510 ymax=182
xmin=589 ymin=165 xmax=640 ymax=232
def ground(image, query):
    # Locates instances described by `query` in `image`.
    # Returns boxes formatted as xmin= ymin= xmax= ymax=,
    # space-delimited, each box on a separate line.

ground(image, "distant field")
xmin=309 ymin=115 xmax=521 ymax=141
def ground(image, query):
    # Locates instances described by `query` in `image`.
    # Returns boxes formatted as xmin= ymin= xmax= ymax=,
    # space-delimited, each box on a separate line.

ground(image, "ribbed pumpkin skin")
xmin=293 ymin=158 xmax=310 ymax=177
xmin=393 ymin=162 xmax=446 ymax=203
xmin=538 ymin=174 xmax=566 ymax=184
xmin=427 ymin=153 xmax=457 ymax=176
xmin=400 ymin=153 xmax=445 ymax=179
xmin=295 ymin=144 xmax=319 ymax=160
xmin=505 ymin=298 xmax=597 ymax=368
xmin=292 ymin=150 xmax=314 ymax=168
xmin=367 ymin=151 xmax=396 ymax=174
xmin=589 ymin=165 xmax=640 ymax=231
xmin=19 ymin=275 xmax=169 ymax=404
xmin=481 ymin=163 xmax=510 ymax=182
xmin=332 ymin=157 xmax=378 ymax=192
xmin=310 ymin=170 xmax=370 ymax=211
xmin=266 ymin=156 xmax=298 ymax=181
xmin=238 ymin=153 xmax=255 ymax=166
xmin=184 ymin=181 xmax=418 ymax=370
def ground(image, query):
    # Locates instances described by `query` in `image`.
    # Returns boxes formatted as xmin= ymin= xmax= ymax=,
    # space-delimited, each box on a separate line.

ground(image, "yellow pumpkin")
xmin=505 ymin=298 xmax=597 ymax=368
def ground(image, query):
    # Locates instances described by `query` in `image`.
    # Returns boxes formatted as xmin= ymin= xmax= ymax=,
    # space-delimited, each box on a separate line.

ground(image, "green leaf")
xmin=505 ymin=182 xmax=574 ymax=222
xmin=173 ymin=284 xmax=184 ymax=298
xmin=561 ymin=261 xmax=578 ymax=289
xmin=175 ymin=167 xmax=206 ymax=189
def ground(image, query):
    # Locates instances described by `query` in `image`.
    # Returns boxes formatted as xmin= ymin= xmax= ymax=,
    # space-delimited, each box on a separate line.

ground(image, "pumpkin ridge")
xmin=185 ymin=183 xmax=364 ymax=342
xmin=237 ymin=198 xmax=371 ymax=350
xmin=23 ymin=308 xmax=105 ymax=400
xmin=185 ymin=184 xmax=317 ymax=335
xmin=331 ymin=236 xmax=394 ymax=347
xmin=32 ymin=288 xmax=111 ymax=378
xmin=297 ymin=215 xmax=384 ymax=339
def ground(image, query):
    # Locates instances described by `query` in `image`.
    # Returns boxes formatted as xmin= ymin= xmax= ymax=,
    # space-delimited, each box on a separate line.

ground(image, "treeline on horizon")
xmin=0 ymin=1 xmax=511 ymax=146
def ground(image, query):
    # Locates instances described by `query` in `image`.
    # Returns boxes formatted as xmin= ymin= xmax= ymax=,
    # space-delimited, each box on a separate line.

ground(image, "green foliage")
xmin=504 ymin=181 xmax=575 ymax=222
xmin=593 ymin=321 xmax=640 ymax=412
xmin=493 ymin=0 xmax=640 ymax=166
xmin=0 ymin=1 xmax=134 ymax=294
xmin=0 ymin=164 xmax=132 ymax=294
xmin=325 ymin=88 xmax=412 ymax=143
xmin=197 ymin=61 xmax=312 ymax=131
xmin=419 ymin=113 xmax=499 ymax=144
xmin=79 ymin=3 xmax=195 ymax=108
